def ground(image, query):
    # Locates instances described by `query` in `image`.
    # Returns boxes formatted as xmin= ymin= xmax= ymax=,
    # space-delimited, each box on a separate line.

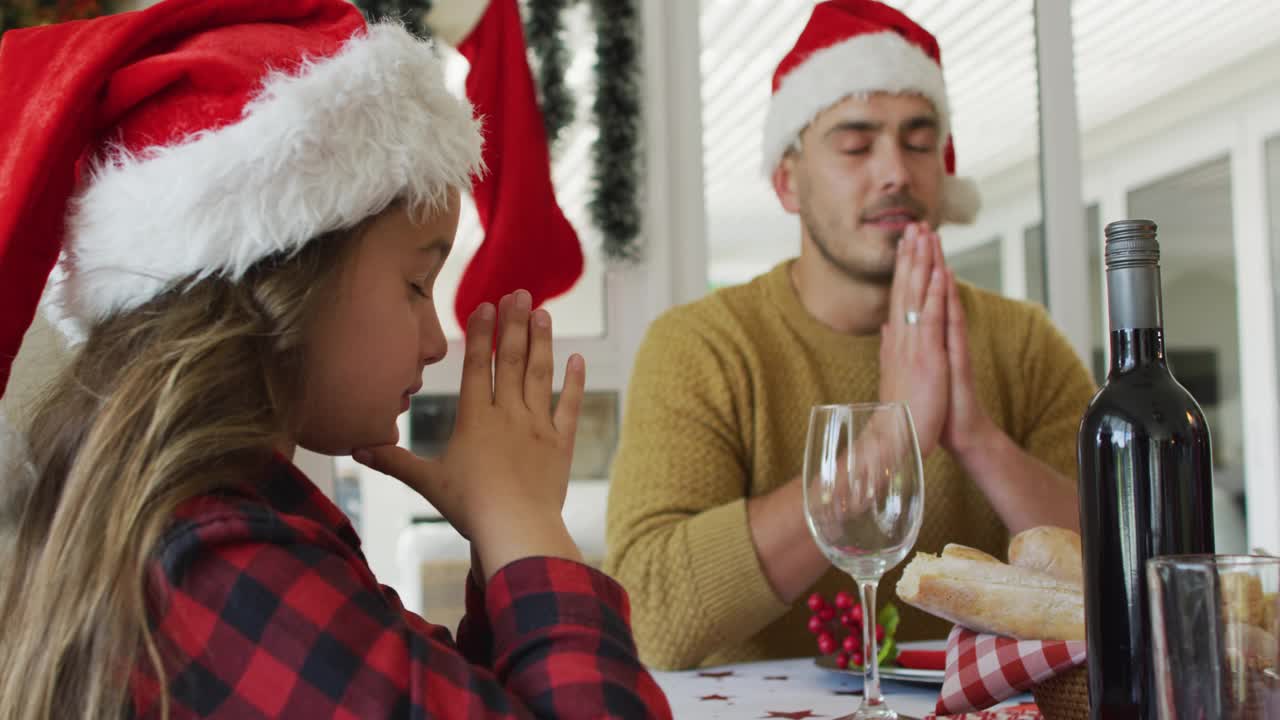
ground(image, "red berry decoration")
xmin=817 ymin=632 xmax=837 ymax=655
xmin=807 ymin=597 xmax=898 ymax=669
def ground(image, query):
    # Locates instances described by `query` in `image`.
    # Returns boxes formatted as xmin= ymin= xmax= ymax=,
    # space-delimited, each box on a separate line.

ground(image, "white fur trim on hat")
xmin=46 ymin=21 xmax=484 ymax=339
xmin=425 ymin=0 xmax=490 ymax=46
xmin=942 ymin=174 xmax=981 ymax=224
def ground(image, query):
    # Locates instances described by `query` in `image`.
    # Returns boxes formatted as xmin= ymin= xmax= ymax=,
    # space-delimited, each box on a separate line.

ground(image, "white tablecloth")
xmin=650 ymin=657 xmax=1034 ymax=719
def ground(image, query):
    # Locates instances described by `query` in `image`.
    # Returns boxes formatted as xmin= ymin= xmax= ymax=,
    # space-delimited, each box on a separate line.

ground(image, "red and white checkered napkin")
xmin=925 ymin=703 xmax=1042 ymax=720
xmin=934 ymin=626 xmax=1087 ymax=715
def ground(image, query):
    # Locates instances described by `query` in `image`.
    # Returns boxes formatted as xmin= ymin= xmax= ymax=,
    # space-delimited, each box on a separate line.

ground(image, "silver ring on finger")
xmin=905 ymin=310 xmax=921 ymax=326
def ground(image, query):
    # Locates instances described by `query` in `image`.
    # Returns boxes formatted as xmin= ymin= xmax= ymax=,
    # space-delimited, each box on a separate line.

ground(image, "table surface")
xmin=650 ymin=657 xmax=1035 ymax=719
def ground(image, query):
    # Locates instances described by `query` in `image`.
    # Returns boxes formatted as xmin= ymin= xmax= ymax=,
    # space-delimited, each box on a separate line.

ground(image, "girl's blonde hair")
xmin=0 ymin=223 xmax=366 ymax=719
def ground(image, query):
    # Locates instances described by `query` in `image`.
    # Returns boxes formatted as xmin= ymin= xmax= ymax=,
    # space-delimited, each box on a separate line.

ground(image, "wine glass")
xmin=803 ymin=402 xmax=925 ymax=720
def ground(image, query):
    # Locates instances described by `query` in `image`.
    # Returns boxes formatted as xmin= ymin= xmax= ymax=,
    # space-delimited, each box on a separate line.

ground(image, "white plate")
xmin=814 ymin=639 xmax=947 ymax=686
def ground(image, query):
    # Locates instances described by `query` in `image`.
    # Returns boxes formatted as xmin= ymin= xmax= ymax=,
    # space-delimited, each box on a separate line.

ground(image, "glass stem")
xmin=859 ymin=578 xmax=883 ymax=709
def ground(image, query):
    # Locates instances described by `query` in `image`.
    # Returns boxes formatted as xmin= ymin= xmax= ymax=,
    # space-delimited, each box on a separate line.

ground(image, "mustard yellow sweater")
xmin=604 ymin=261 xmax=1097 ymax=670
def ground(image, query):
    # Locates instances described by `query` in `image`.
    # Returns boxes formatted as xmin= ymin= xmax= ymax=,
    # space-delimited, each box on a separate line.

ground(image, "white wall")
xmin=1163 ymin=267 xmax=1243 ymax=472
xmin=2 ymin=314 xmax=72 ymax=428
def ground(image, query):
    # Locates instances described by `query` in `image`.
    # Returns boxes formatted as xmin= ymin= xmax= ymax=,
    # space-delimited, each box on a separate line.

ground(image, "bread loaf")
xmin=940 ymin=543 xmax=1001 ymax=564
xmin=1008 ymin=526 xmax=1084 ymax=586
xmin=896 ymin=546 xmax=1086 ymax=641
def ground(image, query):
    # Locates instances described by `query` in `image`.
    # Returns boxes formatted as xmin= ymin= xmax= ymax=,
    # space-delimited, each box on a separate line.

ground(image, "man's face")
xmin=776 ymin=92 xmax=946 ymax=284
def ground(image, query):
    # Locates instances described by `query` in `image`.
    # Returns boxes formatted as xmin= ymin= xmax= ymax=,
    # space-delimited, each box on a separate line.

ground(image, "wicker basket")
xmin=1030 ymin=661 xmax=1280 ymax=719
xmin=1031 ymin=666 xmax=1089 ymax=720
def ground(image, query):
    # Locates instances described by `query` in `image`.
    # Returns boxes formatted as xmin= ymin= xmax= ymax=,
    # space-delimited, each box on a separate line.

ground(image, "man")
xmin=604 ymin=0 xmax=1097 ymax=670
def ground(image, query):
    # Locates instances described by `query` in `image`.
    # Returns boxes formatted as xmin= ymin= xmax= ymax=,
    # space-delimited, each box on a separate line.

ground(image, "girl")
xmin=0 ymin=1 xmax=671 ymax=718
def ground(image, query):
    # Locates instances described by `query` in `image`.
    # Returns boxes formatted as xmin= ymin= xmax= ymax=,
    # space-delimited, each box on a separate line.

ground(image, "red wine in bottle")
xmin=1077 ymin=219 xmax=1215 ymax=720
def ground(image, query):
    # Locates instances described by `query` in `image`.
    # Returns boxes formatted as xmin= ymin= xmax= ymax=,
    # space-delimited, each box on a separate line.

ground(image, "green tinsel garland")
xmin=0 ymin=6 xmax=20 ymax=33
xmin=355 ymin=0 xmax=641 ymax=261
xmin=1 ymin=0 xmax=117 ymax=34
xmin=524 ymin=0 xmax=574 ymax=146
xmin=587 ymin=0 xmax=641 ymax=261
xmin=355 ymin=0 xmax=435 ymax=38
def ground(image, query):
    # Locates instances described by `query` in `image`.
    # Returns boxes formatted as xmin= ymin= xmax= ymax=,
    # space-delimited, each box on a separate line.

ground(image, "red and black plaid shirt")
xmin=130 ymin=456 xmax=672 ymax=718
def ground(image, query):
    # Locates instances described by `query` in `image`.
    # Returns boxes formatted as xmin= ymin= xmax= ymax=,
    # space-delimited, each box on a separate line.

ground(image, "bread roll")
xmin=1008 ymin=526 xmax=1083 ymax=587
xmin=1262 ymin=593 xmax=1278 ymax=635
xmin=941 ymin=543 xmax=1001 ymax=564
xmin=1221 ymin=572 xmax=1266 ymax=627
xmin=896 ymin=549 xmax=1085 ymax=641
xmin=1224 ymin=622 xmax=1277 ymax=662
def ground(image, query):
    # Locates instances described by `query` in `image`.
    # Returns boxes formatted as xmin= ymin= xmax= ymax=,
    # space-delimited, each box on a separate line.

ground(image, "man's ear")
xmin=771 ymin=151 xmax=802 ymax=215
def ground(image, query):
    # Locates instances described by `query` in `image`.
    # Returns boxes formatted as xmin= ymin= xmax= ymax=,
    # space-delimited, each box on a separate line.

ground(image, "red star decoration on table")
xmin=700 ymin=694 xmax=731 ymax=701
xmin=697 ymin=670 xmax=735 ymax=678
xmin=763 ymin=711 xmax=823 ymax=719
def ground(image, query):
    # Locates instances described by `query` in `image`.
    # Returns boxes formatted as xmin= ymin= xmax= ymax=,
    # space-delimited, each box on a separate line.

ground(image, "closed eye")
xmin=904 ymin=136 xmax=937 ymax=153
xmin=904 ymin=125 xmax=939 ymax=153
xmin=409 ymin=282 xmax=429 ymax=299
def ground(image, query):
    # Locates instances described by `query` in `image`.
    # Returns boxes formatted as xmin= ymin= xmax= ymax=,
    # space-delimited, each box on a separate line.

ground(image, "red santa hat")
xmin=761 ymin=0 xmax=980 ymax=224
xmin=0 ymin=0 xmax=484 ymax=403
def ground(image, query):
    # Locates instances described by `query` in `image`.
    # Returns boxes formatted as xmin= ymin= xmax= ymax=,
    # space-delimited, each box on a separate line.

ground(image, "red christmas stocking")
xmin=453 ymin=0 xmax=584 ymax=331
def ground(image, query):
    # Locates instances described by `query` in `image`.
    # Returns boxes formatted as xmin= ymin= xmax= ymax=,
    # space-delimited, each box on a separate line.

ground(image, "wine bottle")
xmin=1077 ymin=219 xmax=1215 ymax=720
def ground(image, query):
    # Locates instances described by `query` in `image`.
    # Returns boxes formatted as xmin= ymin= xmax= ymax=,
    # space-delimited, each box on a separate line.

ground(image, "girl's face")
xmin=296 ymin=191 xmax=460 ymax=454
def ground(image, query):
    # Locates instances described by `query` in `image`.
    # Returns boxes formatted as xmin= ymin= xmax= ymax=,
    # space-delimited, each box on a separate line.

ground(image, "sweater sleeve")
xmin=1016 ymin=305 xmax=1098 ymax=481
xmin=604 ymin=312 xmax=792 ymax=670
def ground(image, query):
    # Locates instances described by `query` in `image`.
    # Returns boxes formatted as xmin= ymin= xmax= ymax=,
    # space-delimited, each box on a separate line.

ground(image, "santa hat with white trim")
xmin=762 ymin=0 xmax=980 ymax=224
xmin=0 ymin=0 xmax=484 ymax=408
